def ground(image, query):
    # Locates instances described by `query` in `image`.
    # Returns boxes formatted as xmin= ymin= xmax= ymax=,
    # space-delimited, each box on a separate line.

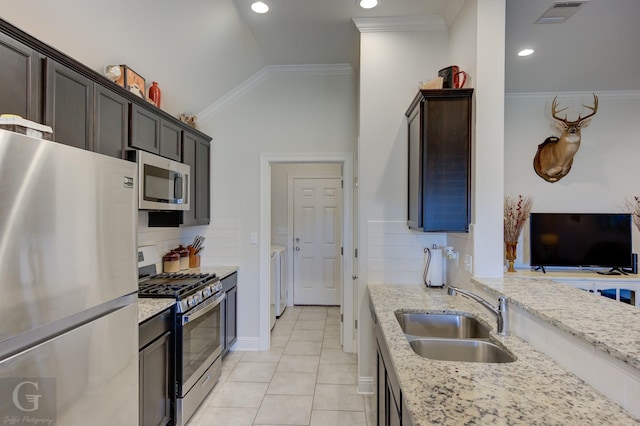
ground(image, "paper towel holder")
xmin=423 ymin=245 xmax=444 ymax=288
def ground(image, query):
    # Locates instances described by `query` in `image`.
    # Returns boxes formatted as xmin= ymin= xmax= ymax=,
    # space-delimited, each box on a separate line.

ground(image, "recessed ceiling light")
xmin=518 ymin=48 xmax=535 ymax=57
xmin=359 ymin=0 xmax=378 ymax=10
xmin=251 ymin=1 xmax=269 ymax=14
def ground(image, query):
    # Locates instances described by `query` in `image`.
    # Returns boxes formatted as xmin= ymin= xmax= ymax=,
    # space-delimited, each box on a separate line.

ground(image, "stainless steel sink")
xmin=396 ymin=313 xmax=491 ymax=339
xmin=409 ymin=338 xmax=516 ymax=363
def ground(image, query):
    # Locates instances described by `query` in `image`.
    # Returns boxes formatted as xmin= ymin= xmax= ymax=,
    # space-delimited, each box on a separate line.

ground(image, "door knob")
xmin=295 ymin=247 xmax=301 ymax=251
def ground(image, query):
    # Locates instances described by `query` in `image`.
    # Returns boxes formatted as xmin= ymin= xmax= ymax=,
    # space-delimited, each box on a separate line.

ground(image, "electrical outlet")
xmin=464 ymin=254 xmax=473 ymax=273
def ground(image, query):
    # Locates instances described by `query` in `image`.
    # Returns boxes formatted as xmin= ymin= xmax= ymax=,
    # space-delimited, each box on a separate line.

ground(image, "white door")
xmin=293 ymin=178 xmax=343 ymax=305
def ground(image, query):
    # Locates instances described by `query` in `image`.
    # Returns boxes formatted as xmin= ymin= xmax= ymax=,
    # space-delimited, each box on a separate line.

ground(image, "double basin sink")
xmin=396 ymin=312 xmax=516 ymax=363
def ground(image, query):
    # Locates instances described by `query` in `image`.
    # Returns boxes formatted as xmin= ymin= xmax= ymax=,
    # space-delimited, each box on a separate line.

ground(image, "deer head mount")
xmin=533 ymin=94 xmax=598 ymax=182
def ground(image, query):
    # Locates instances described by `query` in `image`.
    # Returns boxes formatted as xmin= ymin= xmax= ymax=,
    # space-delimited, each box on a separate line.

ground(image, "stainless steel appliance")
xmin=138 ymin=246 xmax=224 ymax=426
xmin=0 ymin=128 xmax=139 ymax=424
xmin=133 ymin=149 xmax=191 ymax=211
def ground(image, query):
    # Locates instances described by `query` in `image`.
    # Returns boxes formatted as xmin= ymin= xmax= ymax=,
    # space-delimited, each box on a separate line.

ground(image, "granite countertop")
xmin=472 ymin=276 xmax=640 ymax=370
xmin=369 ymin=283 xmax=639 ymax=425
xmin=138 ymin=298 xmax=175 ymax=324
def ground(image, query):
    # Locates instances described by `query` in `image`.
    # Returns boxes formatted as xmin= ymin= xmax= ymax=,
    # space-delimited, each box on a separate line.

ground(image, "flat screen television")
xmin=529 ymin=213 xmax=632 ymax=269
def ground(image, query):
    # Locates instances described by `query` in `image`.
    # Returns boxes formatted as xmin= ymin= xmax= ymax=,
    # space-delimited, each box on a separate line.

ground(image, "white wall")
xmin=357 ymin=26 xmax=449 ymax=391
xmin=505 ymin=91 xmax=640 ymax=267
xmin=198 ymin=69 xmax=357 ymax=350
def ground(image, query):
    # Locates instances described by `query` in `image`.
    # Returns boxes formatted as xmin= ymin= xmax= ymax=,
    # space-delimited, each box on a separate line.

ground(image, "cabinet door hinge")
xmin=341 ymin=247 xmax=343 ymax=256
xmin=355 ymin=248 xmax=358 ymax=258
xmin=341 ymin=314 xmax=343 ymax=323
xmin=355 ymin=320 xmax=358 ymax=330
xmin=341 ymin=179 xmax=344 ymax=188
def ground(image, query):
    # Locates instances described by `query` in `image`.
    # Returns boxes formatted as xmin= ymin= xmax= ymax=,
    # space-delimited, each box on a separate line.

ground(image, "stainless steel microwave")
xmin=135 ymin=150 xmax=190 ymax=211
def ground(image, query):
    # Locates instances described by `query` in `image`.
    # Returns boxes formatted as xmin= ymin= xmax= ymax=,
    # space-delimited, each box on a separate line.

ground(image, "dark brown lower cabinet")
xmin=376 ymin=331 xmax=412 ymax=425
xmin=139 ymin=308 xmax=174 ymax=426
xmin=221 ymin=272 xmax=238 ymax=358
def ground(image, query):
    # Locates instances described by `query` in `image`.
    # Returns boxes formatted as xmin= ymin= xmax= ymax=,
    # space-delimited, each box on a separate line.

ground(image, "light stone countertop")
xmin=472 ymin=275 xmax=640 ymax=370
xmin=369 ymin=283 xmax=639 ymax=425
xmin=138 ymin=298 xmax=175 ymax=324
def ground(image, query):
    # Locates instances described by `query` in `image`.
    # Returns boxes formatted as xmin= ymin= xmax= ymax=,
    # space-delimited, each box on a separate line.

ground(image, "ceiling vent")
xmin=534 ymin=1 xmax=589 ymax=24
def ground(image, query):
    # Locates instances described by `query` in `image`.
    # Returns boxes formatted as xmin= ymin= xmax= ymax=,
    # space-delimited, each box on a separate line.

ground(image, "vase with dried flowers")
xmin=504 ymin=194 xmax=533 ymax=272
xmin=625 ymin=196 xmax=640 ymax=232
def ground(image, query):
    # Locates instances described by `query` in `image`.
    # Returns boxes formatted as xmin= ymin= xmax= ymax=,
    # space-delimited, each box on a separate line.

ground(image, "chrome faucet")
xmin=446 ymin=285 xmax=509 ymax=336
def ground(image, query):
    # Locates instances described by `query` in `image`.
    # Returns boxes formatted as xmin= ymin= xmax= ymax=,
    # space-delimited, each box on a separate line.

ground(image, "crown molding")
xmin=505 ymin=90 xmax=640 ymax=100
xmin=352 ymin=15 xmax=447 ymax=33
xmin=197 ymin=64 xmax=354 ymax=122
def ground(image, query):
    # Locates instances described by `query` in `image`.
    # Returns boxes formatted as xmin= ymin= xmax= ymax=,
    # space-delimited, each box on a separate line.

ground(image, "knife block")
xmin=188 ymin=246 xmax=200 ymax=268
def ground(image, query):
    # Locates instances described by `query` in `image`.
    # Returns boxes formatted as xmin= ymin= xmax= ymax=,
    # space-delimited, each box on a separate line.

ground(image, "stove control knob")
xmin=203 ymin=288 xmax=211 ymax=298
xmin=187 ymin=297 xmax=195 ymax=307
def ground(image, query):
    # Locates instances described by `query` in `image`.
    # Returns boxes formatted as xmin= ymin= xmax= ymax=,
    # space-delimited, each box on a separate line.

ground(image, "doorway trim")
xmin=260 ymin=153 xmax=355 ymax=353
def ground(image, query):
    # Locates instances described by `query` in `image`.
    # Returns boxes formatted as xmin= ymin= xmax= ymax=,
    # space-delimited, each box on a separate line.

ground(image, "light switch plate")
xmin=249 ymin=232 xmax=258 ymax=245
xmin=277 ymin=227 xmax=288 ymax=235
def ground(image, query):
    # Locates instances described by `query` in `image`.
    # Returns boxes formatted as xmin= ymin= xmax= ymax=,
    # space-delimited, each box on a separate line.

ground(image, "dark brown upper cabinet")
xmin=94 ymin=85 xmax=129 ymax=159
xmin=44 ymin=58 xmax=94 ymax=150
xmin=159 ymin=119 xmax=182 ymax=162
xmin=0 ymin=31 xmax=40 ymax=121
xmin=182 ymin=131 xmax=210 ymax=226
xmin=406 ymin=89 xmax=473 ymax=233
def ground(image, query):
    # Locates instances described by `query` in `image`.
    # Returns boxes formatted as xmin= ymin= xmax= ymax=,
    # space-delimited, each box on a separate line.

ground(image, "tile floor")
xmin=186 ymin=305 xmax=376 ymax=426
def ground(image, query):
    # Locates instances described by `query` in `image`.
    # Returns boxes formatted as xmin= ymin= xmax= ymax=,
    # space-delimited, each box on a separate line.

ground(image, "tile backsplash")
xmin=137 ymin=212 xmax=240 ymax=267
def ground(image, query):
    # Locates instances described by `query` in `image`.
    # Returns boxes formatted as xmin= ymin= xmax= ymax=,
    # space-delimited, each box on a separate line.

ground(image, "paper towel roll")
xmin=424 ymin=247 xmax=444 ymax=287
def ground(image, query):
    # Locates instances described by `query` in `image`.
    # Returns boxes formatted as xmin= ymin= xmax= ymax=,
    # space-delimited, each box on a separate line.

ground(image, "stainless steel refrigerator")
xmin=0 ymin=128 xmax=139 ymax=425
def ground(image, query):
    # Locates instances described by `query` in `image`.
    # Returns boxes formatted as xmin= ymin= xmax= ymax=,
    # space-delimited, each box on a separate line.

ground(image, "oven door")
xmin=177 ymin=291 xmax=225 ymax=396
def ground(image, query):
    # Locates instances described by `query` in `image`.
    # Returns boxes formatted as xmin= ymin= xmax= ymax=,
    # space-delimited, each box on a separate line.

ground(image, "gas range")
xmin=137 ymin=245 xmax=222 ymax=313
xmin=138 ymin=272 xmax=222 ymax=313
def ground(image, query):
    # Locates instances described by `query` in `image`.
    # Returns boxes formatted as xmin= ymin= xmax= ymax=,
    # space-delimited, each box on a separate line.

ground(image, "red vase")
xmin=149 ymin=82 xmax=161 ymax=108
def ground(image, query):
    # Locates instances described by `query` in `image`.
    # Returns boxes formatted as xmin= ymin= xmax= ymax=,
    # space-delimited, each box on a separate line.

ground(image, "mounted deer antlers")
xmin=533 ymin=94 xmax=598 ymax=182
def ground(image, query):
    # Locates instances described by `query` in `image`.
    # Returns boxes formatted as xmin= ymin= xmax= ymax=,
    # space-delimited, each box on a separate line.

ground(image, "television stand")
xmin=597 ymin=267 xmax=628 ymax=276
xmin=534 ymin=266 xmax=546 ymax=274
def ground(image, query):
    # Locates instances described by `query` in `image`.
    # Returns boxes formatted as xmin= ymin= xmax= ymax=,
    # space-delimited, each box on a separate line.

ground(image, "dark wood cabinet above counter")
xmin=406 ymin=89 xmax=473 ymax=233
xmin=0 ymin=17 xmax=212 ymax=159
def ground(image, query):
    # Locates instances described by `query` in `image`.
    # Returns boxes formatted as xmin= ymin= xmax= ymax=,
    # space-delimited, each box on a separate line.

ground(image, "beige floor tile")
xmin=270 ymin=333 xmax=290 ymax=348
xmin=316 ymin=363 xmax=357 ymax=384
xmin=294 ymin=320 xmax=326 ymax=330
xmin=364 ymin=395 xmax=376 ymax=426
xmin=276 ymin=355 xmax=320 ymax=373
xmin=310 ymin=410 xmax=368 ymax=426
xmin=322 ymin=335 xmax=341 ymax=349
xmin=324 ymin=325 xmax=340 ymax=336
xmin=325 ymin=316 xmax=340 ymax=326
xmin=195 ymin=406 xmax=257 ymax=425
xmin=313 ymin=384 xmax=364 ymax=411
xmin=221 ymin=351 xmax=245 ymax=371
xmin=208 ymin=381 xmax=268 ymax=408
xmin=240 ymin=346 xmax=284 ymax=363
xmin=298 ymin=311 xmax=327 ymax=321
xmin=228 ymin=361 xmax=277 ymax=382
xmin=254 ymin=395 xmax=313 ymax=425
xmin=290 ymin=328 xmax=325 ymax=342
xmin=267 ymin=371 xmax=317 ymax=395
xmin=272 ymin=321 xmax=295 ymax=335
xmin=284 ymin=340 xmax=323 ymax=356
xmin=319 ymin=348 xmax=356 ymax=364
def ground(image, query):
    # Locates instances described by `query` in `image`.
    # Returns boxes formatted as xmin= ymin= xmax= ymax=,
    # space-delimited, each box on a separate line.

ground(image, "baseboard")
xmin=229 ymin=337 xmax=260 ymax=352
xmin=357 ymin=376 xmax=374 ymax=395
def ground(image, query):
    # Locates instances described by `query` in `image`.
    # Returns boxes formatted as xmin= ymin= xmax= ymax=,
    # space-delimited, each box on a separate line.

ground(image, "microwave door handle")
xmin=174 ymin=174 xmax=183 ymax=200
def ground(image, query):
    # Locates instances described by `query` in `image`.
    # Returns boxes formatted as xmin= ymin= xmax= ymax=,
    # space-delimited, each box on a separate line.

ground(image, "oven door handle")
xmin=182 ymin=292 xmax=225 ymax=325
